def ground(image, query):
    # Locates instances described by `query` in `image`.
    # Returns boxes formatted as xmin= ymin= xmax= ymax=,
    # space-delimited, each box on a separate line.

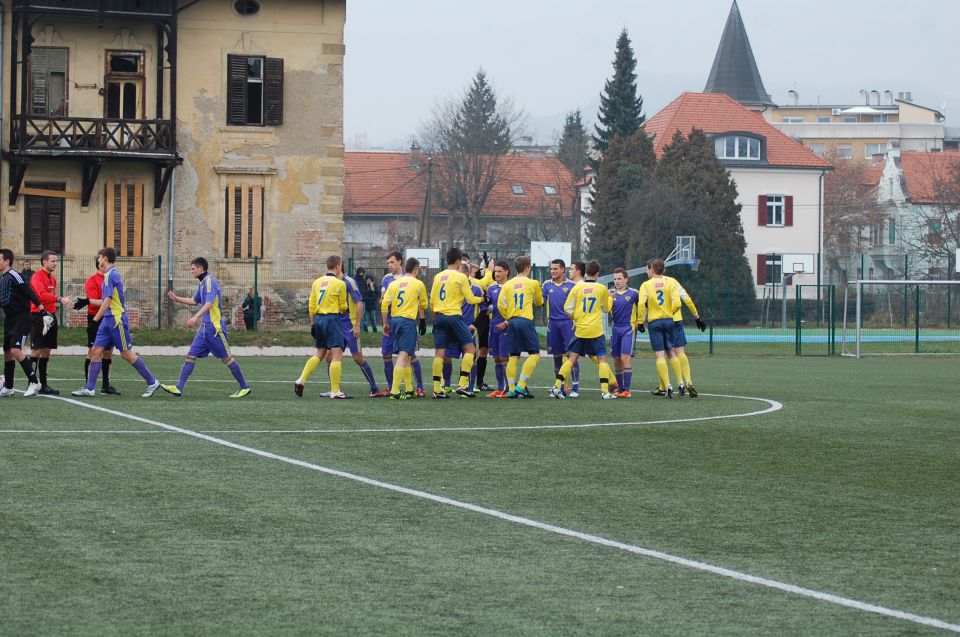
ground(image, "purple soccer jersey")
xmin=610 ymin=288 xmax=639 ymax=327
xmin=101 ymin=267 xmax=127 ymax=325
xmin=192 ymin=274 xmax=224 ymax=328
xmin=460 ymin=283 xmax=483 ymax=326
xmin=542 ymin=279 xmax=576 ymax=323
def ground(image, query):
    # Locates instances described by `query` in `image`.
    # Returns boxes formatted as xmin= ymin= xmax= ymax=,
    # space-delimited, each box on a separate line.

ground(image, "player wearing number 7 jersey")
xmin=497 ymin=255 xmax=544 ymax=398
xmin=637 ymin=257 xmax=682 ymax=398
xmin=429 ymin=247 xmax=482 ymax=398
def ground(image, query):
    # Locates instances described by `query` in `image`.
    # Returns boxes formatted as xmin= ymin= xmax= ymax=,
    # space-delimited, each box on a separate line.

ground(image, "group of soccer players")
xmin=296 ymin=246 xmax=706 ymax=400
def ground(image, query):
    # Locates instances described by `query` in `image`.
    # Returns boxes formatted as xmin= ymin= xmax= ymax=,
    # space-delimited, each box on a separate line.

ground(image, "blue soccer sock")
xmin=442 ymin=360 xmax=452 ymax=388
xmin=383 ymin=360 xmax=394 ymax=389
xmin=495 ymin=362 xmax=506 ymax=392
xmin=227 ymin=360 xmax=248 ymax=389
xmin=412 ymin=358 xmax=424 ymax=390
xmin=616 ymin=371 xmax=624 ymax=389
xmin=623 ymin=369 xmax=633 ymax=392
xmin=85 ymin=361 xmax=101 ymax=391
xmin=177 ymin=360 xmax=196 ymax=390
xmin=131 ymin=358 xmax=156 ymax=386
xmin=571 ymin=361 xmax=580 ymax=392
xmin=358 ymin=360 xmax=378 ymax=391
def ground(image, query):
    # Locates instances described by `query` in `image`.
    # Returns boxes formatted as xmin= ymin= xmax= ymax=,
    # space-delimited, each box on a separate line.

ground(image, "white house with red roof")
xmin=644 ymin=92 xmax=832 ymax=291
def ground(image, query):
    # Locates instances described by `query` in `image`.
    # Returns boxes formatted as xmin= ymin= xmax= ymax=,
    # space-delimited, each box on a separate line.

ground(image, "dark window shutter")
xmin=264 ymin=57 xmax=284 ymax=125
xmin=47 ymin=196 xmax=64 ymax=253
xmin=756 ymin=254 xmax=767 ymax=285
xmin=31 ymin=49 xmax=49 ymax=115
xmin=227 ymin=54 xmax=248 ymax=125
xmin=25 ymin=197 xmax=45 ymax=253
xmin=785 ymin=195 xmax=794 ymax=227
xmin=757 ymin=195 xmax=767 ymax=226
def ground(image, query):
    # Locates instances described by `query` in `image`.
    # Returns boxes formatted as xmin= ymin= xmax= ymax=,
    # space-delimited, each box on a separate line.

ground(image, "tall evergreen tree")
xmin=650 ymin=129 xmax=756 ymax=324
xmin=587 ymin=129 xmax=656 ymax=267
xmin=557 ymin=110 xmax=590 ymax=181
xmin=593 ymin=29 xmax=644 ymax=161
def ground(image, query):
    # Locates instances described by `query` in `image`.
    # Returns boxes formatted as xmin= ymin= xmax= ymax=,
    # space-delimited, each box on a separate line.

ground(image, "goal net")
xmin=840 ymin=280 xmax=960 ymax=357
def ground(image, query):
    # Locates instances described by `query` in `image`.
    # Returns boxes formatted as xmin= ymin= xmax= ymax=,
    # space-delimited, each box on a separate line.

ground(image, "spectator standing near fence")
xmin=242 ymin=288 xmax=262 ymax=330
xmin=361 ymin=272 xmax=379 ymax=332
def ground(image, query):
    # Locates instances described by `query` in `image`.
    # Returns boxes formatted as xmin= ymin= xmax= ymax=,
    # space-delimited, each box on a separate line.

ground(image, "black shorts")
xmin=87 ymin=315 xmax=102 ymax=348
xmin=30 ymin=313 xmax=58 ymax=349
xmin=3 ymin=311 xmax=32 ymax=352
xmin=474 ymin=311 xmax=491 ymax=349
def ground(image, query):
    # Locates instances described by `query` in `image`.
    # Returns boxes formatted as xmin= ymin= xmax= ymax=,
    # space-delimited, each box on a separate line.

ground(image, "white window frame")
xmin=511 ymin=184 xmax=524 ymax=195
xmin=836 ymin=144 xmax=853 ymax=160
xmin=714 ymin=135 xmax=761 ymax=160
xmin=816 ymin=116 xmax=831 ymax=123
xmin=810 ymin=143 xmax=826 ymax=157
xmin=543 ymin=185 xmax=557 ymax=195
xmin=766 ymin=195 xmax=785 ymax=226
xmin=864 ymin=142 xmax=887 ymax=159
xmin=781 ymin=117 xmax=803 ymax=123
xmin=765 ymin=254 xmax=783 ymax=285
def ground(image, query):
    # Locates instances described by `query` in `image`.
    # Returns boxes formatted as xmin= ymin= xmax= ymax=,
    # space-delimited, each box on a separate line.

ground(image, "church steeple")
xmin=704 ymin=1 xmax=774 ymax=107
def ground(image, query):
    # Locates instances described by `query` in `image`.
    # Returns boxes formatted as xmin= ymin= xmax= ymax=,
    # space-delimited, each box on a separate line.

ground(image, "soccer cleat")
xmin=388 ymin=393 xmax=406 ymax=400
xmin=473 ymin=387 xmax=481 ymax=394
xmin=616 ymin=390 xmax=633 ymax=398
xmin=330 ymin=391 xmax=352 ymax=399
xmin=568 ymin=391 xmax=580 ymax=399
xmin=39 ymin=385 xmax=60 ymax=396
xmin=229 ymin=387 xmax=252 ymax=399
xmin=455 ymin=387 xmax=475 ymax=398
xmin=600 ymin=392 xmax=618 ymax=400
xmin=370 ymin=389 xmax=390 ymax=398
xmin=160 ymin=384 xmax=182 ymax=397
xmin=486 ymin=390 xmax=503 ymax=398
xmin=478 ymin=383 xmax=492 ymax=391
xmin=651 ymin=388 xmax=668 ymax=397
xmin=24 ymin=382 xmax=42 ymax=397
xmin=442 ymin=386 xmax=453 ymax=395
xmin=432 ymin=391 xmax=449 ymax=399
xmin=319 ymin=391 xmax=332 ymax=398
xmin=101 ymin=386 xmax=121 ymax=396
xmin=405 ymin=391 xmax=416 ymax=399
xmin=142 ymin=381 xmax=161 ymax=398
xmin=516 ymin=386 xmax=534 ymax=399
xmin=506 ymin=390 xmax=519 ymax=399
xmin=666 ymin=385 xmax=674 ymax=399
xmin=677 ymin=383 xmax=686 ymax=397
xmin=549 ymin=386 xmax=566 ymax=400
xmin=294 ymin=381 xmax=304 ymax=398
xmin=0 ymin=387 xmax=16 ymax=398
xmin=416 ymin=389 xmax=425 ymax=398
xmin=686 ymin=384 xmax=698 ymax=398
xmin=71 ymin=387 xmax=96 ymax=397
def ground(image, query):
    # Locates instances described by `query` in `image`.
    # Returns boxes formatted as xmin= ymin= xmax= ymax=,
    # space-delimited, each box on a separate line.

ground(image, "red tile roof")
xmin=862 ymin=159 xmax=885 ymax=188
xmin=644 ymin=92 xmax=832 ymax=169
xmin=900 ymin=151 xmax=960 ymax=204
xmin=344 ymin=151 xmax=575 ymax=218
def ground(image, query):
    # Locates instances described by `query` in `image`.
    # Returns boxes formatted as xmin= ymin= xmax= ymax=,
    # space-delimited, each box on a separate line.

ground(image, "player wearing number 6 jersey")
xmin=429 ymin=247 xmax=482 ymax=398
xmin=381 ymin=257 xmax=428 ymax=399
xmin=637 ymin=258 xmax=682 ymax=398
xmin=498 ymin=255 xmax=544 ymax=398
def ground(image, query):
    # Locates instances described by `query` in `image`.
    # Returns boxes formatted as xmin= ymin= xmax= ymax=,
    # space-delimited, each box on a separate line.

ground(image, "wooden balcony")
xmin=10 ymin=115 xmax=176 ymax=159
xmin=12 ymin=0 xmax=176 ymax=19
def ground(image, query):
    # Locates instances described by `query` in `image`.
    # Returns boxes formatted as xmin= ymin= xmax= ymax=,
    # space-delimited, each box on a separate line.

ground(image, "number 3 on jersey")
xmin=656 ymin=290 xmax=664 ymax=306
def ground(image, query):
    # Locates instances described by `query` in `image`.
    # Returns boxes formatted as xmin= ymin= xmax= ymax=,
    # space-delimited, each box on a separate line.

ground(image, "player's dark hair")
xmin=494 ymin=259 xmax=510 ymax=275
xmin=387 ymin=250 xmax=402 ymax=262
xmin=94 ymin=257 xmax=100 ymax=268
xmin=515 ymin=255 xmax=531 ymax=273
xmin=613 ymin=267 xmax=627 ymax=277
xmin=404 ymin=257 xmax=419 ymax=273
xmin=98 ymin=247 xmax=117 ymax=264
xmin=40 ymin=250 xmax=57 ymax=264
xmin=647 ymin=258 xmax=665 ymax=275
xmin=0 ymin=248 xmax=13 ymax=267
xmin=461 ymin=252 xmax=470 ymax=261
xmin=191 ymin=257 xmax=209 ymax=272
xmin=572 ymin=261 xmax=586 ymax=277
xmin=326 ymin=255 xmax=342 ymax=271
xmin=446 ymin=247 xmax=462 ymax=265
xmin=586 ymin=260 xmax=601 ymax=277
xmin=551 ymin=258 xmax=566 ymax=268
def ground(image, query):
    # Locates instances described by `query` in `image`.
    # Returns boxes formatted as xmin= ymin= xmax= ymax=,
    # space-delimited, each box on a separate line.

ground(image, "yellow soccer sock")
xmin=404 ymin=367 xmax=413 ymax=392
xmin=432 ymin=357 xmax=444 ymax=393
xmin=598 ymin=362 xmax=613 ymax=394
xmin=506 ymin=356 xmax=519 ymax=392
xmin=655 ymin=358 xmax=670 ymax=391
xmin=299 ymin=355 xmax=321 ymax=383
xmin=678 ymin=352 xmax=692 ymax=385
xmin=459 ymin=352 xmax=475 ymax=389
xmin=329 ymin=360 xmax=343 ymax=393
xmin=392 ymin=365 xmax=405 ymax=395
xmin=555 ymin=359 xmax=573 ymax=389
xmin=518 ymin=354 xmax=539 ymax=389
xmin=668 ymin=356 xmax=683 ymax=387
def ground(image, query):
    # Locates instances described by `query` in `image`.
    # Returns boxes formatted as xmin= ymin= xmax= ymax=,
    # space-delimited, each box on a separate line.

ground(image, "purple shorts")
xmin=187 ymin=323 xmax=231 ymax=359
xmin=341 ymin=320 xmax=360 ymax=355
xmin=610 ymin=324 xmax=636 ymax=358
xmin=93 ymin=317 xmax=134 ymax=352
xmin=488 ymin=321 xmax=508 ymax=357
xmin=546 ymin=319 xmax=575 ymax=355
xmin=381 ymin=333 xmax=393 ymax=357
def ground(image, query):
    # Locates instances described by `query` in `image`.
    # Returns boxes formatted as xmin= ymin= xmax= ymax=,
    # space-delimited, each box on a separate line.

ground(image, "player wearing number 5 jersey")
xmin=381 ymin=257 xmax=429 ymax=399
xmin=429 ymin=247 xmax=482 ymax=398
xmin=497 ymin=255 xmax=544 ymax=398
xmin=637 ymin=258 xmax=682 ymax=398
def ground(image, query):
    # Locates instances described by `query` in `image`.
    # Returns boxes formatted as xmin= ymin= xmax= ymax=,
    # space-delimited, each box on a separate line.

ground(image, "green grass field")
xmin=2 ymin=355 xmax=958 ymax=636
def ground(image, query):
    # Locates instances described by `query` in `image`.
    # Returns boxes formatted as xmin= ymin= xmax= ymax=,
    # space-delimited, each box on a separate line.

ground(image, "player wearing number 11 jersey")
xmin=497 ymin=255 xmax=543 ymax=398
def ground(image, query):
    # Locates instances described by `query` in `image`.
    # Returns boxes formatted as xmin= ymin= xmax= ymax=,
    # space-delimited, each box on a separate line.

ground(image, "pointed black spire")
xmin=704 ymin=1 xmax=774 ymax=107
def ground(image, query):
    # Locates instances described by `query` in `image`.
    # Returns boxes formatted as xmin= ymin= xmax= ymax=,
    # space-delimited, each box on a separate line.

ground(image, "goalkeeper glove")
xmin=695 ymin=317 xmax=706 ymax=332
xmin=310 ymin=324 xmax=317 ymax=338
xmin=419 ymin=318 xmax=427 ymax=335
xmin=73 ymin=298 xmax=90 ymax=310
xmin=42 ymin=314 xmax=55 ymax=336
xmin=637 ymin=323 xmax=645 ymax=333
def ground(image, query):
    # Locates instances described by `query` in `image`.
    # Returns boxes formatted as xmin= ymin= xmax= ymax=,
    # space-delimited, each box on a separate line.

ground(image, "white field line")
xmin=0 ymin=393 xmax=780 ymax=435
xmin=19 ymin=394 xmax=960 ymax=634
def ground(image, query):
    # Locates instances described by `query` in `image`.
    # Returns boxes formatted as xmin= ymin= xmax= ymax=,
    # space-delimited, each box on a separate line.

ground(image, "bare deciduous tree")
xmin=823 ymin=152 xmax=887 ymax=253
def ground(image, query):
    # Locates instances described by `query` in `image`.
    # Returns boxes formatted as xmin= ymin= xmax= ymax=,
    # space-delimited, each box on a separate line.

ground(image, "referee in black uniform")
xmin=1 ymin=248 xmax=48 ymax=397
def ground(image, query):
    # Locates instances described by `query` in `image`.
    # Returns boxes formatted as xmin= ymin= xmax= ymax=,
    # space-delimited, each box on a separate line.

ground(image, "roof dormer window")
xmin=714 ymin=134 xmax=762 ymax=160
xmin=511 ymin=184 xmax=525 ymax=195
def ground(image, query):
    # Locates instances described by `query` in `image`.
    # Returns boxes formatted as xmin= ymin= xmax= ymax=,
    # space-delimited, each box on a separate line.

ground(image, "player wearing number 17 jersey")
xmin=637 ymin=258 xmax=682 ymax=398
xmin=497 ymin=255 xmax=544 ymax=398
xmin=429 ymin=247 xmax=482 ymax=398
xmin=381 ymin=257 xmax=429 ymax=398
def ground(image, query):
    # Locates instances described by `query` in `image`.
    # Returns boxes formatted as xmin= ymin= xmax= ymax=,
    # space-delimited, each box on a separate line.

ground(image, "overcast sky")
xmin=343 ymin=0 xmax=960 ymax=150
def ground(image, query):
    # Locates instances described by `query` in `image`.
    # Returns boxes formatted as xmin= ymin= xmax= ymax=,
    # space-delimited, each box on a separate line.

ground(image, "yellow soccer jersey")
xmin=309 ymin=274 xmax=348 ymax=316
xmin=563 ymin=280 xmax=610 ymax=339
xmin=498 ymin=276 xmax=544 ymax=321
xmin=470 ymin=267 xmax=494 ymax=291
xmin=382 ymin=275 xmax=428 ymax=320
xmin=431 ymin=269 xmax=482 ymax=316
xmin=638 ymin=276 xmax=681 ymax=322
xmin=664 ymin=275 xmax=699 ymax=321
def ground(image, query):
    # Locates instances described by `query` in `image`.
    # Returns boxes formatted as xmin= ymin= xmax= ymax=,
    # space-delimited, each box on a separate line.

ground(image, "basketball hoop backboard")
xmin=783 ymin=253 xmax=815 ymax=274
xmin=665 ymin=236 xmax=697 ymax=267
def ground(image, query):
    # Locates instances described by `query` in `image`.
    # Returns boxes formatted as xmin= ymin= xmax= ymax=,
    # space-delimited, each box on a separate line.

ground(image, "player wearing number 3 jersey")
xmin=497 ymin=255 xmax=543 ymax=398
xmin=637 ymin=257 xmax=682 ymax=398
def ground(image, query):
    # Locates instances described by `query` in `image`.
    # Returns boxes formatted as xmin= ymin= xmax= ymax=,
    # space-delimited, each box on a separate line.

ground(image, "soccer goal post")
xmin=840 ymin=280 xmax=960 ymax=357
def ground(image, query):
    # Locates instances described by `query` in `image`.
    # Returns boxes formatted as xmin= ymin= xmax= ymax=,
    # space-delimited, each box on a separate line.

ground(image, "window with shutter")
xmin=757 ymin=195 xmax=767 ymax=226
xmin=104 ymin=182 xmax=144 ymax=256
xmin=23 ymin=184 xmax=66 ymax=254
xmin=224 ymin=183 xmax=264 ymax=258
xmin=227 ymin=54 xmax=283 ymax=126
xmin=784 ymin=195 xmax=794 ymax=227
xmin=264 ymin=58 xmax=284 ymax=125
xmin=30 ymin=48 xmax=68 ymax=116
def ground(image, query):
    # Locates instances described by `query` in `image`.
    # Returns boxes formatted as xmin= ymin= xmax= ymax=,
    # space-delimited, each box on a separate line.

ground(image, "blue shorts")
xmin=672 ymin=321 xmax=688 ymax=348
xmin=340 ymin=319 xmax=360 ymax=354
xmin=488 ymin=321 xmax=508 ymax=357
xmin=187 ymin=323 xmax=231 ymax=359
xmin=433 ymin=313 xmax=473 ymax=351
xmin=507 ymin=317 xmax=539 ymax=355
xmin=381 ymin=332 xmax=393 ymax=357
xmin=313 ymin=314 xmax=344 ymax=350
xmin=446 ymin=332 xmax=477 ymax=359
xmin=390 ymin=317 xmax=418 ymax=355
xmin=93 ymin=317 xmax=134 ymax=352
xmin=647 ymin=318 xmax=675 ymax=353
xmin=568 ymin=335 xmax=606 ymax=357
xmin=610 ymin=324 xmax=636 ymax=358
xmin=546 ymin=319 xmax=575 ymax=355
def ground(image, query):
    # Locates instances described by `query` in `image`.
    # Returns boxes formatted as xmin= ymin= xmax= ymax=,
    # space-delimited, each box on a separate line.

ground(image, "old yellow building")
xmin=1 ymin=0 xmax=345 ymax=264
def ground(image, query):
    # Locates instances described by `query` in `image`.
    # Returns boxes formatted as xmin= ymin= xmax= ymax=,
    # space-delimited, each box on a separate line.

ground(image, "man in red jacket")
xmin=29 ymin=250 xmax=74 ymax=395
